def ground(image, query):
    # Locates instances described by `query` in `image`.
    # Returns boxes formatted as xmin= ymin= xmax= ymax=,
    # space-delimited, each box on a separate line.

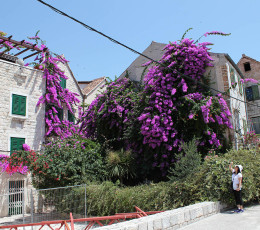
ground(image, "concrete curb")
xmin=95 ymin=201 xmax=226 ymax=230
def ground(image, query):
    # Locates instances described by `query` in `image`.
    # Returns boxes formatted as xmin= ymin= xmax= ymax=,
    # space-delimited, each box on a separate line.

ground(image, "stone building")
xmin=0 ymin=54 xmax=83 ymax=217
xmin=237 ymin=54 xmax=260 ymax=134
xmin=78 ymin=76 xmax=107 ymax=106
xmin=119 ymin=41 xmax=248 ymax=147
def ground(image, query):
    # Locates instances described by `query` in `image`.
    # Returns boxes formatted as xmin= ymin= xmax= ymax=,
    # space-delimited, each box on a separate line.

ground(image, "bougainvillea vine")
xmin=0 ymin=32 xmax=81 ymax=139
xmin=80 ymin=31 xmax=234 ymax=177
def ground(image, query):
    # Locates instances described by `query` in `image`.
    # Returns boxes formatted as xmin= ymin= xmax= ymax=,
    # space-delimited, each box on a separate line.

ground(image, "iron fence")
xmin=0 ymin=184 xmax=87 ymax=228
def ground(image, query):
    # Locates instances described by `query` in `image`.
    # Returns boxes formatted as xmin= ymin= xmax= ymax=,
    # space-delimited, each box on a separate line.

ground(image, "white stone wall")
xmin=0 ymin=59 xmax=83 ymax=218
xmin=85 ymin=82 xmax=107 ymax=105
xmin=0 ymin=59 xmax=46 ymax=153
xmin=226 ymin=63 xmax=248 ymax=136
xmin=95 ymin=202 xmax=225 ymax=230
xmin=0 ymin=172 xmax=34 ymax=217
xmin=0 ymin=59 xmax=45 ymax=217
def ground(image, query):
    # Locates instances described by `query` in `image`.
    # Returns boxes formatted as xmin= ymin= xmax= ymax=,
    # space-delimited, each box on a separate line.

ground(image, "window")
xmin=9 ymin=180 xmax=24 ymax=215
xmin=10 ymin=137 xmax=25 ymax=154
xmin=246 ymin=85 xmax=259 ymax=101
xmin=60 ymin=78 xmax=66 ymax=89
xmin=12 ymin=94 xmax=26 ymax=116
xmin=230 ymin=68 xmax=236 ymax=85
xmin=252 ymin=117 xmax=260 ymax=134
xmin=238 ymin=76 xmax=243 ymax=95
xmin=68 ymin=111 xmax=75 ymax=123
xmin=244 ymin=62 xmax=251 ymax=72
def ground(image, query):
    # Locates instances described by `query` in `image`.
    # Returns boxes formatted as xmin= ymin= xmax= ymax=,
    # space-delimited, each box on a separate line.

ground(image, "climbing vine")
xmin=0 ymin=32 xmax=81 ymax=139
xmin=79 ymin=31 xmax=236 ymax=178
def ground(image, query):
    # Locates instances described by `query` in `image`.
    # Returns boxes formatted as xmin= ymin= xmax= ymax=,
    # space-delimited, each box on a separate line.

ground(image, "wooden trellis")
xmin=0 ymin=34 xmax=48 ymax=62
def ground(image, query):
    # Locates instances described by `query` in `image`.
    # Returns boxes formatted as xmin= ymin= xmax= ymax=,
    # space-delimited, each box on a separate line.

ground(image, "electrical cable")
xmin=36 ymin=0 xmax=260 ymax=109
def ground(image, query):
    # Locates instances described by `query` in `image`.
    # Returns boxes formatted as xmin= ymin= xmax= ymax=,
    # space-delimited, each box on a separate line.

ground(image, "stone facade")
xmin=0 ymin=58 xmax=83 ymax=217
xmin=237 ymin=55 xmax=260 ymax=133
xmin=119 ymin=42 xmax=248 ymax=147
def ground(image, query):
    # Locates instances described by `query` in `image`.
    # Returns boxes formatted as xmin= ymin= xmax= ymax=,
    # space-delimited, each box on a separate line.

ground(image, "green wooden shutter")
xmin=10 ymin=137 xmax=25 ymax=154
xmin=12 ymin=94 xmax=26 ymax=116
xmin=68 ymin=111 xmax=75 ymax=123
xmin=20 ymin=96 xmax=26 ymax=116
xmin=60 ymin=78 xmax=66 ymax=89
xmin=252 ymin=85 xmax=259 ymax=100
xmin=12 ymin=94 xmax=20 ymax=115
xmin=230 ymin=68 xmax=236 ymax=84
xmin=238 ymin=76 xmax=243 ymax=95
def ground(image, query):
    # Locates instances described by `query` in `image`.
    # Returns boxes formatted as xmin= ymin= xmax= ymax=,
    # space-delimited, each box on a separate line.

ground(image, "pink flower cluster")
xmin=0 ymin=154 xmax=28 ymax=175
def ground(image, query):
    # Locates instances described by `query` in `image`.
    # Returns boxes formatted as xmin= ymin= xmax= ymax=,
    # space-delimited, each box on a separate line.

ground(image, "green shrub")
xmin=168 ymin=139 xmax=201 ymax=181
xmin=53 ymin=148 xmax=260 ymax=216
xmin=10 ymin=135 xmax=107 ymax=189
xmin=106 ymin=149 xmax=136 ymax=184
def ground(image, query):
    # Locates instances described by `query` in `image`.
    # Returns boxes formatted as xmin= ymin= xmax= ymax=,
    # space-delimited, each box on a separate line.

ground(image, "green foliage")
xmin=168 ymin=139 xmax=201 ymax=181
xmin=106 ymin=149 xmax=136 ymax=184
xmin=36 ymin=136 xmax=106 ymax=188
xmin=61 ymin=149 xmax=259 ymax=216
xmin=10 ymin=135 xmax=107 ymax=189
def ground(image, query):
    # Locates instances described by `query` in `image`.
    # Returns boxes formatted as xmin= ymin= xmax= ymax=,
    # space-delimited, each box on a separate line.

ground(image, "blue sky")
xmin=1 ymin=0 xmax=259 ymax=81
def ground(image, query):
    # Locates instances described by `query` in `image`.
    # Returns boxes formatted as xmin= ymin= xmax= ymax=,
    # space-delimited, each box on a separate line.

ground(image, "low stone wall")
xmin=95 ymin=202 xmax=225 ymax=230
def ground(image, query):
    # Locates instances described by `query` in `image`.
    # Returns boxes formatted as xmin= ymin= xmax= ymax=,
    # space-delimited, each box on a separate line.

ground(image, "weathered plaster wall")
xmin=237 ymin=55 xmax=260 ymax=124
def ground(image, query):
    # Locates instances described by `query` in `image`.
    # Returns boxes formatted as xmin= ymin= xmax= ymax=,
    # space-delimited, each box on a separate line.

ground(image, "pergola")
xmin=0 ymin=35 xmax=48 ymax=63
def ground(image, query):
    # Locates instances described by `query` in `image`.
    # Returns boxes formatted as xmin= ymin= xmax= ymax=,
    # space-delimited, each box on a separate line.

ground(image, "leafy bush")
xmin=9 ymin=135 xmax=107 ymax=188
xmin=106 ymin=149 xmax=136 ymax=184
xmin=168 ymin=139 xmax=201 ymax=181
xmin=62 ymin=149 xmax=259 ymax=216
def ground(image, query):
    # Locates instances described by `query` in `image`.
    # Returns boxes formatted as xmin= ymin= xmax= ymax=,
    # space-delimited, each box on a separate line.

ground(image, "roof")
xmin=239 ymin=54 xmax=260 ymax=64
xmin=119 ymin=41 xmax=244 ymax=80
xmin=82 ymin=77 xmax=106 ymax=95
xmin=210 ymin=52 xmax=245 ymax=78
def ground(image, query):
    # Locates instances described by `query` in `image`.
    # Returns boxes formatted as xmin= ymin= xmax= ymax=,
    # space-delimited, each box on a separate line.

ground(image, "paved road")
xmin=180 ymin=205 xmax=260 ymax=230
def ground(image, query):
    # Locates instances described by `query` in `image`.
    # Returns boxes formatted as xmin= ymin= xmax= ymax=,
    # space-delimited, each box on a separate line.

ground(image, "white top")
xmin=231 ymin=169 xmax=235 ymax=182
xmin=233 ymin=173 xmax=242 ymax=190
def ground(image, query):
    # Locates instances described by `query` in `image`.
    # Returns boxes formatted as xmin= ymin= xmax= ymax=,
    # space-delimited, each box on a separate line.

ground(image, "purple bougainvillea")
xmin=0 ymin=32 xmax=81 ymax=139
xmin=79 ymin=32 xmax=234 ymax=177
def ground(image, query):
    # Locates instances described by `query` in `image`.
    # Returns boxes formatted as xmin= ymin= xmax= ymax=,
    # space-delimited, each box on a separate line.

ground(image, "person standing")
xmin=229 ymin=162 xmax=244 ymax=213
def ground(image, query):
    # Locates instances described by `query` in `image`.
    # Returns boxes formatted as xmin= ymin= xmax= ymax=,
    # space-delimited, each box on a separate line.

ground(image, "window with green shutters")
xmin=252 ymin=117 xmax=260 ymax=134
xmin=238 ymin=76 xmax=243 ymax=95
xmin=10 ymin=137 xmax=25 ymax=154
xmin=68 ymin=111 xmax=75 ymax=123
xmin=60 ymin=78 xmax=66 ymax=89
xmin=12 ymin=94 xmax=26 ymax=116
xmin=246 ymin=85 xmax=260 ymax=101
xmin=252 ymin=85 xmax=260 ymax=100
xmin=230 ymin=68 xmax=236 ymax=85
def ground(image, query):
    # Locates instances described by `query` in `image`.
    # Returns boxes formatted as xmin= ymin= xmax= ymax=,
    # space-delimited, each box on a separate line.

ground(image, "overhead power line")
xmin=37 ymin=0 xmax=260 ymax=109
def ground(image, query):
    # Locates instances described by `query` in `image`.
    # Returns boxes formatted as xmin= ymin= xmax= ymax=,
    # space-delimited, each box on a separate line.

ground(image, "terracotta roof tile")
xmin=82 ymin=77 xmax=106 ymax=95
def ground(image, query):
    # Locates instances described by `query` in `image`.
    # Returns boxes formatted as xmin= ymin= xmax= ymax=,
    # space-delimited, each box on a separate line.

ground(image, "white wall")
xmin=0 ymin=60 xmax=46 ymax=154
xmin=85 ymin=82 xmax=107 ymax=105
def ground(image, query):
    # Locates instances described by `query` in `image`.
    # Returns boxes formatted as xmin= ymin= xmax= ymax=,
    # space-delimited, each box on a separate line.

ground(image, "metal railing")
xmin=0 ymin=184 xmax=87 ymax=228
